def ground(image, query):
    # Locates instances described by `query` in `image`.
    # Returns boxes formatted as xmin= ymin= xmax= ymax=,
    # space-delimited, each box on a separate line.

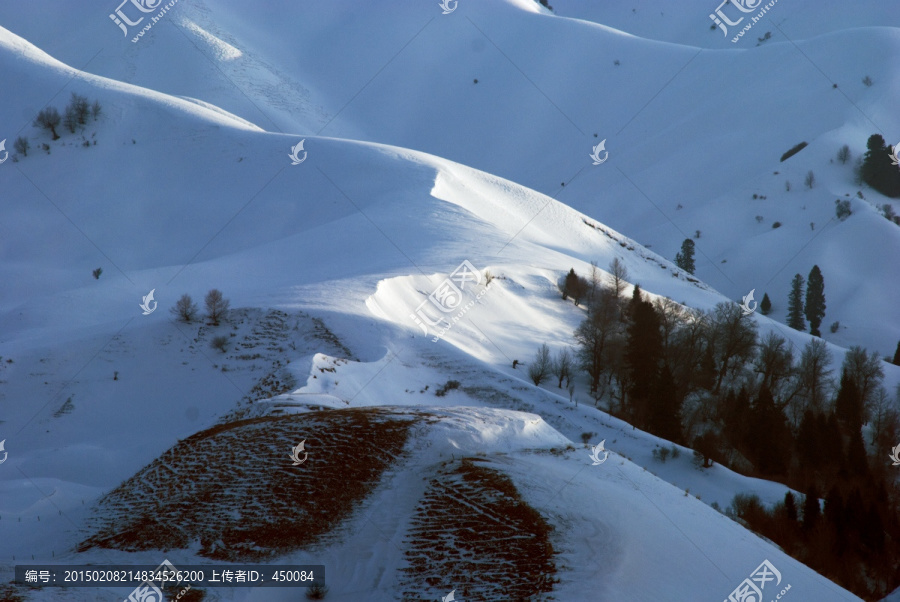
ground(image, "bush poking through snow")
xmin=835 ymin=199 xmax=852 ymax=220
xmin=435 ymin=380 xmax=461 ymax=397
xmin=92 ymin=267 xmax=102 ymax=280
xmin=652 ymin=447 xmax=671 ymax=463
xmin=210 ymin=335 xmax=229 ymax=353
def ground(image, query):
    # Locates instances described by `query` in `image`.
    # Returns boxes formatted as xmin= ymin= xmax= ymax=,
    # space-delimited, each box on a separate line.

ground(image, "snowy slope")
xmin=4 ymin=0 xmax=894 ymax=355
xmin=7 ymin=0 xmax=900 ymax=354
xmin=0 ymin=4 xmax=893 ymax=601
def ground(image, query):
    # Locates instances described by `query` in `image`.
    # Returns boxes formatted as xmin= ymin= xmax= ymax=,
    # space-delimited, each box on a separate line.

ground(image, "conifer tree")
xmin=804 ymin=265 xmax=826 ymax=336
xmin=747 ymin=385 xmax=789 ymax=475
xmin=834 ymin=370 xmax=862 ymax=431
xmin=802 ymin=485 xmax=821 ymax=532
xmin=787 ymin=274 xmax=806 ymax=331
xmin=892 ymin=340 xmax=900 ymax=366
xmin=759 ymin=292 xmax=772 ymax=315
xmin=846 ymin=428 xmax=869 ymax=478
xmin=674 ymin=239 xmax=696 ymax=274
xmin=650 ymin=365 xmax=682 ymax=442
xmin=626 ymin=295 xmax=662 ymax=427
xmin=784 ymin=491 xmax=798 ymax=523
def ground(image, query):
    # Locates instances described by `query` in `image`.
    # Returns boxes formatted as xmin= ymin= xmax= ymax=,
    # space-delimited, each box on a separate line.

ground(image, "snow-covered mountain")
xmin=0 ymin=1 xmax=896 ymax=600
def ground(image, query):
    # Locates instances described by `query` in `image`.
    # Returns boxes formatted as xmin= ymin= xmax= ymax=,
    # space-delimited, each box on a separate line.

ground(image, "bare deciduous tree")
xmin=171 ymin=294 xmax=199 ymax=323
xmin=795 ymin=338 xmax=833 ymax=417
xmin=528 ymin=343 xmax=552 ymax=386
xmin=14 ymin=136 xmax=29 ymax=157
xmin=34 ymin=107 xmax=61 ymax=140
xmin=205 ymin=289 xmax=230 ymax=325
xmin=575 ymin=288 xmax=621 ymax=395
xmin=707 ymin=302 xmax=758 ymax=394
xmin=841 ymin=346 xmax=885 ymax=423
xmin=552 ymin=347 xmax=574 ymax=388
xmin=837 ymin=144 xmax=850 ymax=164
xmin=608 ymin=257 xmax=628 ymax=298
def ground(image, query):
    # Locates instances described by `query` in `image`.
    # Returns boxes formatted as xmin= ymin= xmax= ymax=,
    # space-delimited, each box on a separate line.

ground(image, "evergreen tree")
xmin=747 ymin=385 xmax=789 ymax=475
xmin=561 ymin=268 xmax=577 ymax=300
xmin=625 ymin=296 xmax=662 ymax=427
xmin=674 ymin=239 xmax=696 ymax=274
xmin=804 ymin=265 xmax=826 ymax=336
xmin=796 ymin=410 xmax=820 ymax=473
xmin=722 ymin=387 xmax=751 ymax=452
xmin=861 ymin=502 xmax=885 ymax=553
xmin=893 ymin=340 xmax=900 ymax=366
xmin=698 ymin=344 xmax=717 ymax=391
xmin=834 ymin=370 xmax=863 ymax=431
xmin=824 ymin=486 xmax=847 ymax=554
xmin=784 ymin=491 xmax=798 ymax=523
xmin=861 ymin=134 xmax=900 ymax=198
xmin=759 ymin=292 xmax=772 ymax=315
xmin=649 ymin=365 xmax=682 ymax=442
xmin=787 ymin=274 xmax=806 ymax=331
xmin=823 ymin=412 xmax=844 ymax=468
xmin=802 ymin=485 xmax=821 ymax=532
xmin=846 ymin=428 xmax=869 ymax=478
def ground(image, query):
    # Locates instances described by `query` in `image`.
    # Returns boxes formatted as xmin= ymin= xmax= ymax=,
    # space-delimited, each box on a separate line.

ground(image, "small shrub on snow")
xmin=210 ymin=335 xmax=228 ymax=353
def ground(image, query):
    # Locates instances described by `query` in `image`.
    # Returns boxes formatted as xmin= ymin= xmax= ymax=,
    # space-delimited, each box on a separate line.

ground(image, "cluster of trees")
xmin=786 ymin=265 xmax=826 ymax=335
xmin=556 ymin=262 xmax=894 ymax=472
xmin=171 ymin=289 xmax=230 ymax=326
xmin=21 ymin=93 xmax=102 ymax=157
xmin=547 ymin=262 xmax=900 ymax=599
xmin=527 ymin=343 xmax=573 ymax=390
